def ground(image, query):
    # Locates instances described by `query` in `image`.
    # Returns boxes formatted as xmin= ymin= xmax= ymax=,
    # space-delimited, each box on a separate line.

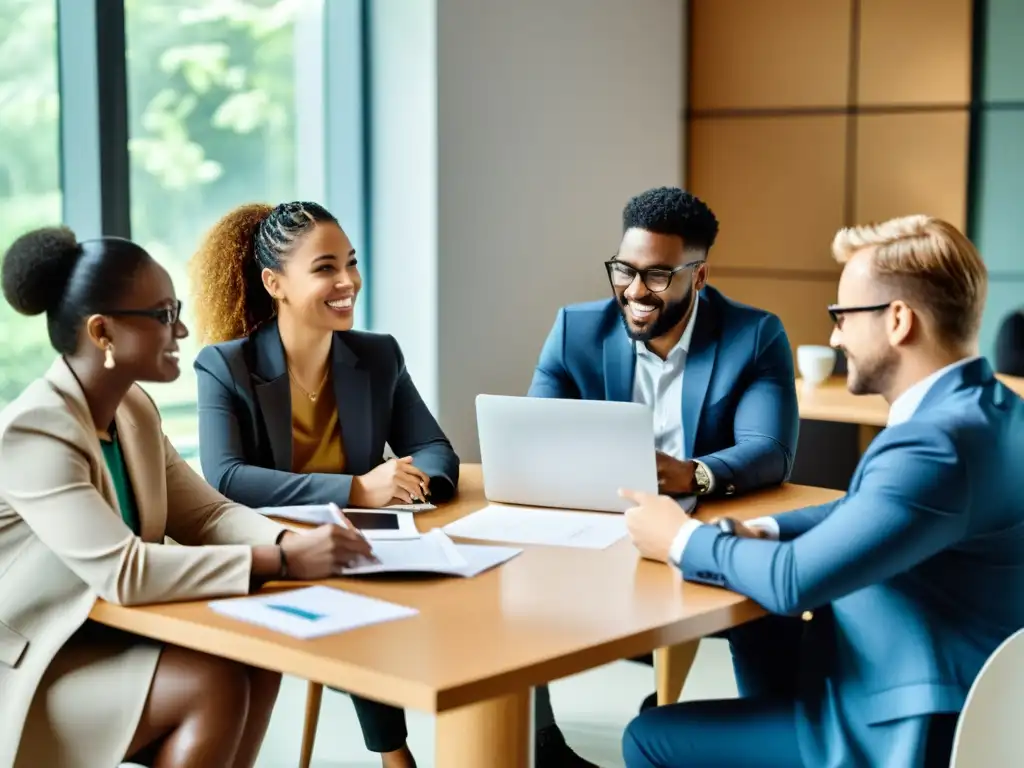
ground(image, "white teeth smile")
xmin=629 ymin=302 xmax=657 ymax=320
xmin=327 ymin=298 xmax=353 ymax=309
xmin=164 ymin=351 xmax=179 ymax=360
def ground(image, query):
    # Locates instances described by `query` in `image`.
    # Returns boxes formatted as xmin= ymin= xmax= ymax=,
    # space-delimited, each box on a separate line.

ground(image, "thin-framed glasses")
xmin=103 ymin=299 xmax=183 ymax=326
xmin=605 ymin=259 xmax=704 ymax=293
xmin=827 ymin=302 xmax=892 ymax=328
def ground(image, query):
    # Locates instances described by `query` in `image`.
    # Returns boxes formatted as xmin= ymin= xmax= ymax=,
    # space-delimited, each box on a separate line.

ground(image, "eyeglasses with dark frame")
xmin=605 ymin=258 xmax=704 ymax=293
xmin=827 ymin=302 xmax=892 ymax=327
xmin=102 ymin=299 xmax=183 ymax=326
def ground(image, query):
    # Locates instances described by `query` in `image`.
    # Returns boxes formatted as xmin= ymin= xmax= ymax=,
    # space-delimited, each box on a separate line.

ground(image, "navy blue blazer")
xmin=528 ymin=285 xmax=799 ymax=495
xmin=683 ymin=358 xmax=1024 ymax=766
xmin=194 ymin=320 xmax=459 ymax=508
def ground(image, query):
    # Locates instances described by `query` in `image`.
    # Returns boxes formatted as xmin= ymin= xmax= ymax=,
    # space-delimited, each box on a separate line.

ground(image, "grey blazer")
xmin=195 ymin=319 xmax=459 ymax=508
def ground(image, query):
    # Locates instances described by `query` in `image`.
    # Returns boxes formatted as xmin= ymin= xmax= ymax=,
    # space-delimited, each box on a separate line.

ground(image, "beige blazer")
xmin=0 ymin=358 xmax=286 ymax=768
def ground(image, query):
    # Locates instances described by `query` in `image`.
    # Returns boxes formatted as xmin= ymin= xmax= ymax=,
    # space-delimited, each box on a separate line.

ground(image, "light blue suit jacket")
xmin=683 ymin=358 xmax=1024 ymax=766
xmin=528 ymin=285 xmax=799 ymax=495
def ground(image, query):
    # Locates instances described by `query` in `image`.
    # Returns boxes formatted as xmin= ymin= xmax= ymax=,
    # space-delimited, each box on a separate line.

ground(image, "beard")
xmin=618 ymin=284 xmax=694 ymax=343
xmin=845 ymin=346 xmax=899 ymax=396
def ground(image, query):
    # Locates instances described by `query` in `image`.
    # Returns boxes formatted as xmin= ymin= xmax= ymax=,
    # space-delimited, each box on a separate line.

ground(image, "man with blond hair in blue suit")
xmin=620 ymin=214 xmax=1024 ymax=767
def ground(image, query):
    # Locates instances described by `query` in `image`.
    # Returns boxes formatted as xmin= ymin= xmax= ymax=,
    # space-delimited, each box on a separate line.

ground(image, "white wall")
xmin=368 ymin=0 xmax=439 ymax=411
xmin=371 ymin=0 xmax=684 ymax=459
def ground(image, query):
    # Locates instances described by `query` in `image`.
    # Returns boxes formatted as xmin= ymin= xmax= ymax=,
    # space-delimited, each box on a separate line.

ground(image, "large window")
xmin=0 ymin=0 xmax=62 ymax=406
xmin=125 ymin=0 xmax=309 ymax=453
xmin=0 ymin=0 xmax=363 ymax=457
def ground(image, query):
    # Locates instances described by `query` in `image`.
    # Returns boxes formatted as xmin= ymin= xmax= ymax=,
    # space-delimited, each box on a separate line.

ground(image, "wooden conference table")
xmin=797 ymin=373 xmax=1024 ymax=452
xmin=91 ymin=465 xmax=842 ymax=767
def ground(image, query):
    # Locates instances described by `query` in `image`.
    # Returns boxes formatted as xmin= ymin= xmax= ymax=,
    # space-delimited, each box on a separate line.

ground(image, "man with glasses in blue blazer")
xmin=525 ymin=187 xmax=801 ymax=764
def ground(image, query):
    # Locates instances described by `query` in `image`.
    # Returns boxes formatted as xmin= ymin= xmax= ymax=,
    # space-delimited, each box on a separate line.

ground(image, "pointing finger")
xmin=618 ymin=488 xmax=653 ymax=505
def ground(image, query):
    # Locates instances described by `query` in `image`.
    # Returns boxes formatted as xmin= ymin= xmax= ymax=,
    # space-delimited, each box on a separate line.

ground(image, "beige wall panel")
xmin=710 ymin=275 xmax=838 ymax=352
xmin=689 ymin=0 xmax=852 ymax=110
xmin=689 ymin=116 xmax=847 ymax=273
xmin=858 ymin=0 xmax=972 ymax=106
xmin=854 ymin=111 xmax=969 ymax=229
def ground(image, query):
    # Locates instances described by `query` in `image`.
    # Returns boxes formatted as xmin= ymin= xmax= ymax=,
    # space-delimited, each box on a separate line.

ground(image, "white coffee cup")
xmin=797 ymin=345 xmax=836 ymax=388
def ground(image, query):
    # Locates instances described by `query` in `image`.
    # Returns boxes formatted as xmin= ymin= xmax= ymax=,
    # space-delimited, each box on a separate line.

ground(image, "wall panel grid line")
xmin=685 ymin=0 xmax=974 ymax=352
xmin=688 ymin=104 xmax=971 ymax=119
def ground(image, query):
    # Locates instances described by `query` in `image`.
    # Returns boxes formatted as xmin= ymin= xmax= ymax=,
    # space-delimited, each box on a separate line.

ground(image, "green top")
xmin=100 ymin=430 xmax=141 ymax=535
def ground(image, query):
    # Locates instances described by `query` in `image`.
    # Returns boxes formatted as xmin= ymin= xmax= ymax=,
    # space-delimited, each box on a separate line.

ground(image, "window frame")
xmin=54 ymin=0 xmax=369 ymax=460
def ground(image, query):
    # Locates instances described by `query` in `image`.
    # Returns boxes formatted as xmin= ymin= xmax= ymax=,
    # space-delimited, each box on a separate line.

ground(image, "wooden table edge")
xmin=798 ymin=409 xmax=887 ymax=427
xmin=433 ymin=597 xmax=765 ymax=711
xmin=90 ymin=584 xmax=765 ymax=713
xmin=89 ymin=598 xmax=438 ymax=711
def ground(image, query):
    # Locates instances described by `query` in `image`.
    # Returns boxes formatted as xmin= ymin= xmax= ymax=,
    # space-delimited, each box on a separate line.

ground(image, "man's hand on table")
xmin=619 ymin=489 xmax=777 ymax=565
xmin=619 ymin=488 xmax=692 ymax=563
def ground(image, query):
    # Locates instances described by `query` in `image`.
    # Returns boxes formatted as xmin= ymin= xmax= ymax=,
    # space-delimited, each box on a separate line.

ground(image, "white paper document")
xmin=209 ymin=585 xmax=417 ymax=640
xmin=454 ymin=542 xmax=524 ymax=577
xmin=255 ymin=504 xmax=419 ymax=540
xmin=443 ymin=504 xmax=628 ymax=549
xmin=255 ymin=503 xmax=343 ymax=526
xmin=340 ymin=529 xmax=521 ymax=577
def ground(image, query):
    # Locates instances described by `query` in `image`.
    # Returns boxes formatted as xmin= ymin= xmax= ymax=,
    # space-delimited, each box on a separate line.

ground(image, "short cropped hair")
xmin=831 ymin=215 xmax=987 ymax=348
xmin=622 ymin=187 xmax=719 ymax=252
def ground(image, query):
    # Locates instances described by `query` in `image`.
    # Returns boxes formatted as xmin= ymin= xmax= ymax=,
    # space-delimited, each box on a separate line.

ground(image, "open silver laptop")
xmin=475 ymin=394 xmax=659 ymax=513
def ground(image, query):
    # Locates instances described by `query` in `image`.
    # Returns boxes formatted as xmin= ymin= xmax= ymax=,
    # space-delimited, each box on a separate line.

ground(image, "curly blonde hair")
xmin=189 ymin=201 xmax=339 ymax=343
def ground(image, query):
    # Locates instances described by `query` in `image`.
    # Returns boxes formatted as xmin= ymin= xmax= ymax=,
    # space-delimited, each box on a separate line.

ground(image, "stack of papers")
xmin=340 ymin=529 xmax=521 ymax=577
xmin=443 ymin=504 xmax=628 ymax=549
xmin=210 ymin=585 xmax=417 ymax=639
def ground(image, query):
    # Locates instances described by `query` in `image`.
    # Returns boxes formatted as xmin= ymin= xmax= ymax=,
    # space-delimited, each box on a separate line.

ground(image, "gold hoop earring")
xmin=103 ymin=344 xmax=116 ymax=370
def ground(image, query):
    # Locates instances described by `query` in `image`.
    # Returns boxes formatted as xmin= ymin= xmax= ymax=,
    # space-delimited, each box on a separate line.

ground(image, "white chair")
xmin=949 ymin=627 xmax=1024 ymax=767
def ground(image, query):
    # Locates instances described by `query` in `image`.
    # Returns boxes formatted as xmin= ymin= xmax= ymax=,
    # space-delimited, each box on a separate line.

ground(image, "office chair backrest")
xmin=995 ymin=309 xmax=1024 ymax=376
xmin=948 ymin=627 xmax=1024 ymax=767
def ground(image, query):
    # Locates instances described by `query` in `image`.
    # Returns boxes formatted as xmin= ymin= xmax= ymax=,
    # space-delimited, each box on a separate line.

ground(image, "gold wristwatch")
xmin=694 ymin=461 xmax=713 ymax=495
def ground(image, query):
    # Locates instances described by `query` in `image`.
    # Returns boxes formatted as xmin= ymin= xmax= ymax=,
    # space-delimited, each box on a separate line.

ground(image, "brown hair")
xmin=188 ymin=201 xmax=339 ymax=343
xmin=831 ymin=215 xmax=988 ymax=349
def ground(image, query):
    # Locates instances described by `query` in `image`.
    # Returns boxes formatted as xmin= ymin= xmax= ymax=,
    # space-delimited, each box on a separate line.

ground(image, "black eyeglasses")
xmin=827 ymin=302 xmax=892 ymax=327
xmin=605 ymin=259 xmax=704 ymax=293
xmin=103 ymin=299 xmax=182 ymax=326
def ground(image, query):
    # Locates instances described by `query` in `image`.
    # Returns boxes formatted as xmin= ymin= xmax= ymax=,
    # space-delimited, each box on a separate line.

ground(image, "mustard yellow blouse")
xmin=290 ymin=372 xmax=346 ymax=474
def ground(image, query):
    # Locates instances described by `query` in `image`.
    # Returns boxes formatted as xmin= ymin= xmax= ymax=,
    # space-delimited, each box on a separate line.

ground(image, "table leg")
xmin=655 ymin=640 xmax=700 ymax=706
xmin=858 ymin=424 xmax=882 ymax=454
xmin=435 ymin=689 xmax=533 ymax=767
xmin=299 ymin=682 xmax=323 ymax=768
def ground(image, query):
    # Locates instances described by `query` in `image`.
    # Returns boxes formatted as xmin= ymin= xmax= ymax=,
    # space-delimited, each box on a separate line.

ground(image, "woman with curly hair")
xmin=190 ymin=201 xmax=459 ymax=768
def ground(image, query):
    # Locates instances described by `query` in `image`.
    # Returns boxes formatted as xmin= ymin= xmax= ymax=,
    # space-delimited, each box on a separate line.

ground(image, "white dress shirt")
xmin=631 ymin=301 xmax=715 ymax=501
xmin=667 ymin=356 xmax=980 ymax=566
xmin=632 ymin=300 xmax=699 ymax=461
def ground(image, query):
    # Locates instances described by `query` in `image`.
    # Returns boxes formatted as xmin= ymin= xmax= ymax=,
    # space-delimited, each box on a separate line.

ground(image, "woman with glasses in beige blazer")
xmin=0 ymin=228 xmax=371 ymax=768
